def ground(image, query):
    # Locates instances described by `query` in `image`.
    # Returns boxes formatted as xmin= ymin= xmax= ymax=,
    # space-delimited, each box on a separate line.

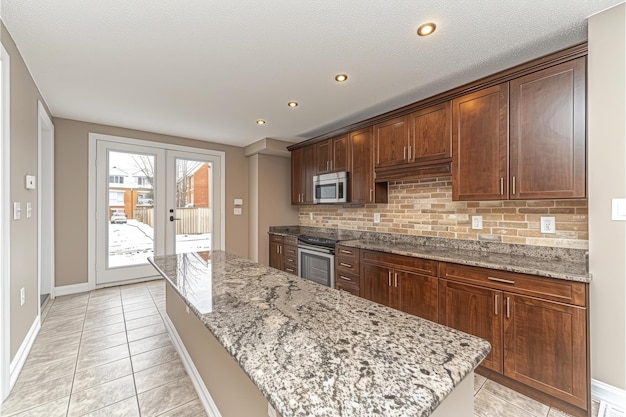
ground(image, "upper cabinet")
xmin=452 ymin=83 xmax=509 ymax=201
xmin=349 ymin=127 xmax=388 ymax=204
xmin=374 ymin=102 xmax=453 ymax=182
xmin=509 ymin=58 xmax=586 ymax=199
xmin=316 ymin=134 xmax=349 ymax=174
xmin=452 ymin=56 xmax=587 ymax=201
xmin=291 ymin=145 xmax=316 ymax=205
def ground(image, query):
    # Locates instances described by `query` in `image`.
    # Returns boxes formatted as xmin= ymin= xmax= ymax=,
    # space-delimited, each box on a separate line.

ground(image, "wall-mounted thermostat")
xmin=25 ymin=175 xmax=36 ymax=190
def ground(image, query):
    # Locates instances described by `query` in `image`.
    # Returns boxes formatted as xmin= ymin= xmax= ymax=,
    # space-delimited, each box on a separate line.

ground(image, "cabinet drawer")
xmin=337 ymin=281 xmax=360 ymax=296
xmin=336 ymin=258 xmax=358 ymax=275
xmin=270 ymin=234 xmax=283 ymax=244
xmin=283 ymin=265 xmax=297 ymax=275
xmin=439 ymin=262 xmax=587 ymax=307
xmin=283 ymin=245 xmax=298 ymax=258
xmin=336 ymin=245 xmax=360 ymax=263
xmin=361 ymin=250 xmax=438 ymax=276
xmin=336 ymin=271 xmax=360 ymax=290
xmin=283 ymin=235 xmax=298 ymax=246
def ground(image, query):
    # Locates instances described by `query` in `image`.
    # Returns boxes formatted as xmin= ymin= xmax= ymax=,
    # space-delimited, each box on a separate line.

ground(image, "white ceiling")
xmin=1 ymin=0 xmax=623 ymax=148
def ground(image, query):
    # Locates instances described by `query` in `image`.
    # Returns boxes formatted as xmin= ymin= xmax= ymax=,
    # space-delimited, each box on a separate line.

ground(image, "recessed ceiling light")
xmin=335 ymin=74 xmax=348 ymax=82
xmin=256 ymin=119 xmax=266 ymax=125
xmin=287 ymin=101 xmax=299 ymax=108
xmin=417 ymin=22 xmax=436 ymax=37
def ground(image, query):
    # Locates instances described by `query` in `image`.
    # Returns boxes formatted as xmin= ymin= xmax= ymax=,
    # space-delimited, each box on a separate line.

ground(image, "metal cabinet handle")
xmin=326 ymin=161 xmax=330 ymax=171
xmin=512 ymin=176 xmax=516 ymax=195
xmin=339 ymin=262 xmax=352 ymax=268
xmin=340 ymin=249 xmax=353 ymax=255
xmin=403 ymin=146 xmax=407 ymax=160
xmin=495 ymin=294 xmax=499 ymax=315
xmin=370 ymin=189 xmax=373 ymax=202
xmin=339 ymin=275 xmax=353 ymax=282
xmin=488 ymin=277 xmax=515 ymax=285
xmin=407 ymin=146 xmax=412 ymax=160
xmin=286 ymin=267 xmax=294 ymax=273
xmin=394 ymin=272 xmax=398 ymax=287
xmin=500 ymin=178 xmax=504 ymax=195
xmin=506 ymin=297 xmax=511 ymax=318
xmin=388 ymin=271 xmax=392 ymax=286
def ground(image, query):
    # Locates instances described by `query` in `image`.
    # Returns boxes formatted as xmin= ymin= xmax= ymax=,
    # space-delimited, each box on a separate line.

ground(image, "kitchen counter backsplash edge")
xmin=268 ymin=225 xmax=590 ymax=283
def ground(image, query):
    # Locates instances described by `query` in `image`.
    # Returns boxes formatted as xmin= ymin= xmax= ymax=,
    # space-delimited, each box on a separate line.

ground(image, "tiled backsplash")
xmin=298 ymin=177 xmax=588 ymax=249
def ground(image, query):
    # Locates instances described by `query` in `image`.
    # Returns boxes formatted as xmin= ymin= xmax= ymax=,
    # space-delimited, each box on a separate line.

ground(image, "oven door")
xmin=297 ymin=245 xmax=335 ymax=288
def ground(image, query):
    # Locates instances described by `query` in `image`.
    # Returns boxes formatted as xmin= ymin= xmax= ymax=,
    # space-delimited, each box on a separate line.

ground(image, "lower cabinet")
xmin=360 ymin=250 xmax=438 ymax=322
xmin=439 ymin=262 xmax=589 ymax=416
xmin=268 ymin=234 xmax=298 ymax=275
xmin=335 ymin=245 xmax=360 ymax=296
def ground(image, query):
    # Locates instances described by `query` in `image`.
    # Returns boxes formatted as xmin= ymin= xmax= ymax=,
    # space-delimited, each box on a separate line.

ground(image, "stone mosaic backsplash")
xmin=298 ymin=177 xmax=588 ymax=250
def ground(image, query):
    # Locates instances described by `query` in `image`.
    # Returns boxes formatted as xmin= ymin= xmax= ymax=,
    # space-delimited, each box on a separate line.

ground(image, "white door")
xmin=94 ymin=139 xmax=223 ymax=285
xmin=96 ymin=141 xmax=166 ymax=285
xmin=165 ymin=150 xmax=222 ymax=254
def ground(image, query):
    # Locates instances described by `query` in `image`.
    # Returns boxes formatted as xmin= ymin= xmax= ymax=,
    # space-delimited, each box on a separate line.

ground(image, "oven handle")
xmin=297 ymin=243 xmax=335 ymax=255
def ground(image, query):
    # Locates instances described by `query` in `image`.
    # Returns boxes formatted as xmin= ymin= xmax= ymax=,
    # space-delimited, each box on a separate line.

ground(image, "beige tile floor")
xmin=0 ymin=280 xmax=600 ymax=417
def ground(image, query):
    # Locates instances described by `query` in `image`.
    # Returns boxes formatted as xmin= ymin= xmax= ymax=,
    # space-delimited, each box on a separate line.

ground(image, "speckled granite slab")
xmin=268 ymin=226 xmax=590 ymax=283
xmin=149 ymin=251 xmax=490 ymax=417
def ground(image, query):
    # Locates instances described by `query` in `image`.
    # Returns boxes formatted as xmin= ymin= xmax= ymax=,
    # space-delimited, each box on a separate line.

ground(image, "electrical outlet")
xmin=20 ymin=288 xmax=25 ymax=306
xmin=540 ymin=216 xmax=556 ymax=234
xmin=309 ymin=212 xmax=313 ymax=220
xmin=471 ymin=215 xmax=483 ymax=230
xmin=373 ymin=213 xmax=381 ymax=224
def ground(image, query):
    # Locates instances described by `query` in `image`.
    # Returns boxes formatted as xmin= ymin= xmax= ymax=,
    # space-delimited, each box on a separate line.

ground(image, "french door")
xmin=95 ymin=139 xmax=221 ymax=285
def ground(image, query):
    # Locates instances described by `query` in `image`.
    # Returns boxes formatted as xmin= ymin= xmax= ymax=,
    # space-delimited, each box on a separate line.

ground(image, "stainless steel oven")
xmin=297 ymin=236 xmax=336 ymax=288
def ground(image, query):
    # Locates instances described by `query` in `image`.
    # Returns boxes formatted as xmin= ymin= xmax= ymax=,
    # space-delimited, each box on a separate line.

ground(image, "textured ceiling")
xmin=1 ymin=0 xmax=623 ymax=147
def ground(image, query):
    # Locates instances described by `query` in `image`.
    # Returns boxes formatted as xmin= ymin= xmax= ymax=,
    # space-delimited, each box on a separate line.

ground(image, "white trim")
xmin=163 ymin=313 xmax=221 ymax=417
xmin=88 ymin=132 xmax=226 ymax=289
xmin=37 ymin=101 xmax=55 ymax=311
xmin=592 ymin=378 xmax=626 ymax=411
xmin=8 ymin=316 xmax=40 ymax=390
xmin=53 ymin=283 xmax=91 ymax=297
xmin=0 ymin=42 xmax=11 ymax=403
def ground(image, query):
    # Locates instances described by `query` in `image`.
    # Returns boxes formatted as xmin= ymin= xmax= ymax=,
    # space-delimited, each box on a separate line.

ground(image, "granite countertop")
xmin=149 ymin=251 xmax=491 ymax=417
xmin=268 ymin=226 xmax=590 ymax=283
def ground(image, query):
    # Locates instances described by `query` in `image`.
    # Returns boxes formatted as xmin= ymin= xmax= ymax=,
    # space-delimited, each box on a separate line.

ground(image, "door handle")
xmin=169 ymin=216 xmax=180 ymax=221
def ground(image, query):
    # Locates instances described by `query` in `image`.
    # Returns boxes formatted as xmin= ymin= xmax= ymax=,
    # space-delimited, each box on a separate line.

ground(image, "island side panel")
xmin=430 ymin=371 xmax=474 ymax=417
xmin=166 ymin=284 xmax=277 ymax=417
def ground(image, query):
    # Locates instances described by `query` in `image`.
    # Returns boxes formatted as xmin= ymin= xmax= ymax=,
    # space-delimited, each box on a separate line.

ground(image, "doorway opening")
xmin=1 ymin=42 xmax=11 ymax=402
xmin=38 ymin=102 xmax=54 ymax=309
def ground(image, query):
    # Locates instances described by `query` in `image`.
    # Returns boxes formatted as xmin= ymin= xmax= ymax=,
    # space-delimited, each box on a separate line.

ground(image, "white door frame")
xmin=37 ymin=101 xmax=54 ymax=311
xmin=87 ymin=132 xmax=225 ymax=290
xmin=1 ymin=43 xmax=12 ymax=402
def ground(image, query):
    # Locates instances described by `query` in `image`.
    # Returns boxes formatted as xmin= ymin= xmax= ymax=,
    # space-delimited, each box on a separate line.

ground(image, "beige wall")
xmin=588 ymin=3 xmax=626 ymax=390
xmin=300 ymin=178 xmax=589 ymax=249
xmin=249 ymin=154 xmax=298 ymax=265
xmin=1 ymin=24 xmax=52 ymax=360
xmin=53 ymin=118 xmax=249 ymax=287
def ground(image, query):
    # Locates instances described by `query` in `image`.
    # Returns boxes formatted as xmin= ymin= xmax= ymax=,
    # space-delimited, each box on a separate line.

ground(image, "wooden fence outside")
xmin=134 ymin=207 xmax=211 ymax=234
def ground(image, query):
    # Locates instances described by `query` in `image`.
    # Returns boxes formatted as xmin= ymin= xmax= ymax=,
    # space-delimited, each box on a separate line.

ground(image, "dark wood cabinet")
xmin=316 ymin=134 xmax=349 ymax=174
xmin=452 ymin=83 xmax=509 ymax=201
xmin=503 ymin=293 xmax=588 ymax=410
xmin=335 ymin=245 xmax=360 ymax=296
xmin=409 ymin=101 xmax=452 ymax=163
xmin=439 ymin=262 xmax=589 ymax=417
xmin=268 ymin=234 xmax=298 ymax=275
xmin=349 ymin=127 xmax=387 ymax=204
xmin=291 ymin=145 xmax=316 ymax=205
xmin=439 ymin=279 xmax=503 ymax=372
xmin=509 ymin=58 xmax=586 ymax=199
xmin=374 ymin=116 xmax=410 ymax=168
xmin=361 ymin=250 xmax=438 ymax=322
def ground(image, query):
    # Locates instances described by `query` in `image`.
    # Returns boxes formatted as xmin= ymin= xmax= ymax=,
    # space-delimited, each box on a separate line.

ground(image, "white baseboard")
xmin=593 ymin=378 xmax=626 ymax=410
xmin=163 ymin=313 xmax=222 ymax=417
xmin=9 ymin=315 xmax=40 ymax=389
xmin=53 ymin=282 xmax=90 ymax=297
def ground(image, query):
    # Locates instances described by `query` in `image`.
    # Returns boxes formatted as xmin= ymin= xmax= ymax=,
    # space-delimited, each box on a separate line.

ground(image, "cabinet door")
xmin=269 ymin=242 xmax=282 ymax=270
xmin=291 ymin=148 xmax=305 ymax=205
xmin=439 ymin=279 xmax=503 ymax=372
xmin=349 ymin=127 xmax=375 ymax=204
xmin=503 ymin=293 xmax=588 ymax=409
xmin=452 ymin=83 xmax=509 ymax=201
xmin=374 ymin=116 xmax=409 ymax=168
xmin=332 ymin=134 xmax=349 ymax=172
xmin=409 ymin=102 xmax=452 ymax=163
xmin=360 ymin=264 xmax=392 ymax=307
xmin=316 ymin=139 xmax=332 ymax=174
xmin=395 ymin=271 xmax=438 ymax=322
xmin=302 ymin=145 xmax=317 ymax=203
xmin=509 ymin=58 xmax=586 ymax=199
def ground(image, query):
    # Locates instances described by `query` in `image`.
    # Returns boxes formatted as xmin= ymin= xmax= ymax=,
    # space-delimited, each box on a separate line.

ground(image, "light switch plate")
xmin=26 ymin=203 xmax=32 ymax=218
xmin=612 ymin=198 xmax=626 ymax=221
xmin=13 ymin=202 xmax=21 ymax=220
xmin=234 ymin=198 xmax=243 ymax=206
xmin=540 ymin=216 xmax=556 ymax=234
xmin=234 ymin=207 xmax=242 ymax=215
xmin=471 ymin=215 xmax=483 ymax=230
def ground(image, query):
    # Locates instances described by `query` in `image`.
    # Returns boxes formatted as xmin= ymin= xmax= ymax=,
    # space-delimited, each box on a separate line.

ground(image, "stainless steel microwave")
xmin=313 ymin=172 xmax=348 ymax=204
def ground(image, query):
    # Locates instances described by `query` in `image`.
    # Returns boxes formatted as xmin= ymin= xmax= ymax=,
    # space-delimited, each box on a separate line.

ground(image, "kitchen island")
xmin=149 ymin=251 xmax=490 ymax=417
